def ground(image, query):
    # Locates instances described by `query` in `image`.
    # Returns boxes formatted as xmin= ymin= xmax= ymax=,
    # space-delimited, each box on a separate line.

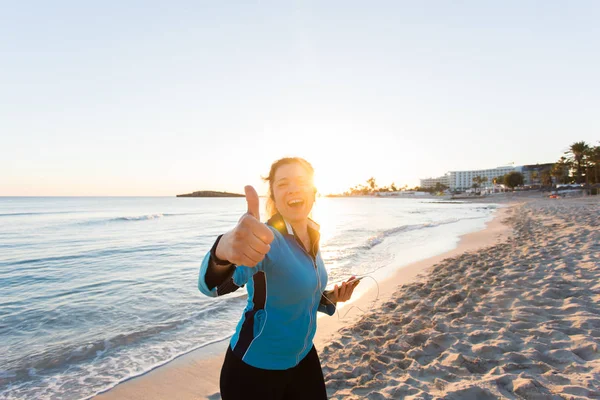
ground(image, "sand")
xmin=321 ymin=197 xmax=600 ymax=399
xmin=95 ymin=195 xmax=599 ymax=400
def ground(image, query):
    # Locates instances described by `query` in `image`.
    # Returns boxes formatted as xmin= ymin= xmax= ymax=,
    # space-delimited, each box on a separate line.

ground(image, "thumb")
xmin=244 ymin=185 xmax=260 ymax=220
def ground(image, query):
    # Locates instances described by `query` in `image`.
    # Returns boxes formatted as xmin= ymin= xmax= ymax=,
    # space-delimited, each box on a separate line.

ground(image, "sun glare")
xmin=310 ymin=198 xmax=337 ymax=245
xmin=314 ymin=169 xmax=346 ymax=196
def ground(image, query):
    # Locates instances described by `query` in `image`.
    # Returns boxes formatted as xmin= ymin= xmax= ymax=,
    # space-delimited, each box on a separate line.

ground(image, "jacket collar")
xmin=267 ymin=213 xmax=320 ymax=236
xmin=267 ymin=213 xmax=321 ymax=254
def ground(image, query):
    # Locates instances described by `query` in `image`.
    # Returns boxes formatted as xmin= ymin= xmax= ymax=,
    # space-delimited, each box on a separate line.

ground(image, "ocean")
xmin=0 ymin=196 xmax=497 ymax=400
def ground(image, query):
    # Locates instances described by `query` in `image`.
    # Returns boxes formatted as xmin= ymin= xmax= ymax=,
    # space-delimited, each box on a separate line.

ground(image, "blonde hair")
xmin=262 ymin=157 xmax=316 ymax=218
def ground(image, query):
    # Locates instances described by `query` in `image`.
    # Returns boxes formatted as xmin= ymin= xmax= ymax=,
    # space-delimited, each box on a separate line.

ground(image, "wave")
xmin=322 ymin=216 xmax=488 ymax=264
xmin=113 ymin=214 xmax=165 ymax=222
xmin=322 ymin=215 xmax=490 ymax=264
xmin=0 ymin=279 xmax=141 ymax=309
xmin=0 ymin=211 xmax=203 ymax=224
xmin=0 ymin=243 xmax=169 ymax=269
xmin=80 ymin=213 xmax=168 ymax=225
xmin=83 ymin=334 xmax=234 ymax=400
xmin=76 ymin=212 xmax=203 ymax=226
xmin=2 ymin=253 xmax=86 ymax=268
xmin=0 ymin=298 xmax=245 ymax=385
xmin=0 ymin=211 xmax=77 ymax=217
xmin=356 ymin=216 xmax=487 ymax=252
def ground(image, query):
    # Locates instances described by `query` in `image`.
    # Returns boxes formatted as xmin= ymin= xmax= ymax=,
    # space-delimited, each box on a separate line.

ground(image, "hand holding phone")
xmin=332 ymin=276 xmax=361 ymax=303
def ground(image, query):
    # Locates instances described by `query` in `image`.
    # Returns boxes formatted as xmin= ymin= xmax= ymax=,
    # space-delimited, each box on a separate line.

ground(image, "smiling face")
xmin=272 ymin=162 xmax=316 ymax=224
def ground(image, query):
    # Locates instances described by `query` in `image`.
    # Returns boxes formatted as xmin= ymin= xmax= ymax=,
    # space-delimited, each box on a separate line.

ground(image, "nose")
xmin=287 ymin=181 xmax=301 ymax=194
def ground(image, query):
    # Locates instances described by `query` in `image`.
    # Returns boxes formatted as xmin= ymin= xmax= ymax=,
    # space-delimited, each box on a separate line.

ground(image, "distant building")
xmin=421 ymin=165 xmax=523 ymax=191
xmin=419 ymin=174 xmax=450 ymax=189
xmin=421 ymin=163 xmax=560 ymax=191
xmin=448 ymin=166 xmax=520 ymax=190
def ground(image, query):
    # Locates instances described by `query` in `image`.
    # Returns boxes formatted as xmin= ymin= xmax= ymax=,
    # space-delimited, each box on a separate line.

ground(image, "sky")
xmin=1 ymin=1 xmax=599 ymax=196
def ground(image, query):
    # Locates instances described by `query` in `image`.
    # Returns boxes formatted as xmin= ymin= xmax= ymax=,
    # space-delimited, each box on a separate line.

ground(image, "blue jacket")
xmin=197 ymin=214 xmax=336 ymax=370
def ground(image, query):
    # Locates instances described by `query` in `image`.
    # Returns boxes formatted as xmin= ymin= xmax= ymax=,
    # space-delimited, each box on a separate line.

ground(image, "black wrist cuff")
xmin=210 ymin=235 xmax=233 ymax=266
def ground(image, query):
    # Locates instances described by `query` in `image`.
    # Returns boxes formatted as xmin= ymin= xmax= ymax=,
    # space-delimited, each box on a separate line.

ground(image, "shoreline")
xmin=94 ymin=202 xmax=515 ymax=400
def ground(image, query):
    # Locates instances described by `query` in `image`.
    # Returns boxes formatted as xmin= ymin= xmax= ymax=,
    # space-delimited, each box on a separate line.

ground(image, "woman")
xmin=197 ymin=157 xmax=359 ymax=399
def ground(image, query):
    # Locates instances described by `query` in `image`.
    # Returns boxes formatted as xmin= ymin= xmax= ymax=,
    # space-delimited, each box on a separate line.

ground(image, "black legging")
xmin=220 ymin=345 xmax=328 ymax=399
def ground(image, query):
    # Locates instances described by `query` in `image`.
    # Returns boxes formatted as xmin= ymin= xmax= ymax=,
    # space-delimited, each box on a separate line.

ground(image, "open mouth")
xmin=287 ymin=199 xmax=305 ymax=208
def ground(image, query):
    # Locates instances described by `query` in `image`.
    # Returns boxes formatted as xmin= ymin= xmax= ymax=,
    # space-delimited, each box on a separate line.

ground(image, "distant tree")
xmin=390 ymin=182 xmax=398 ymax=192
xmin=541 ymin=170 xmax=553 ymax=186
xmin=565 ymin=141 xmax=590 ymax=184
xmin=472 ymin=176 xmax=488 ymax=193
xmin=504 ymin=171 xmax=525 ymax=190
xmin=493 ymin=175 xmax=505 ymax=185
xmin=412 ymin=186 xmax=434 ymax=193
xmin=585 ymin=145 xmax=600 ymax=184
xmin=366 ymin=177 xmax=377 ymax=192
xmin=552 ymin=157 xmax=572 ymax=184
xmin=530 ymin=170 xmax=539 ymax=185
xmin=551 ymin=156 xmax=573 ymax=183
xmin=434 ymin=182 xmax=449 ymax=192
xmin=348 ymin=184 xmax=368 ymax=196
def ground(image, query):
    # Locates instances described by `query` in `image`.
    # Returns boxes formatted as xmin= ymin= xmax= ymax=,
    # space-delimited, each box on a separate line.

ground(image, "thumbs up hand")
xmin=244 ymin=185 xmax=261 ymax=219
xmin=215 ymin=186 xmax=275 ymax=267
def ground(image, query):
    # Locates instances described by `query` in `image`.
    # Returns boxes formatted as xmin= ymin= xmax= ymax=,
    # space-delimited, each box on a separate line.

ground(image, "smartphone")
xmin=329 ymin=276 xmax=363 ymax=290
xmin=349 ymin=276 xmax=363 ymax=285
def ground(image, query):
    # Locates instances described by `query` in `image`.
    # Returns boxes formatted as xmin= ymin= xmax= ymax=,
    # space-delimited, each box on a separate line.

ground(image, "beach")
xmin=88 ymin=194 xmax=599 ymax=400
xmin=1 ymin=197 xmax=499 ymax=399
xmin=93 ymin=196 xmax=600 ymax=400
xmin=2 ymin=196 xmax=596 ymax=400
xmin=93 ymin=207 xmax=508 ymax=400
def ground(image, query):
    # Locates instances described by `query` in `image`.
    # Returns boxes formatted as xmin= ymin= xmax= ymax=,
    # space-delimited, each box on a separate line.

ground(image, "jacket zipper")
xmin=295 ymin=237 xmax=320 ymax=365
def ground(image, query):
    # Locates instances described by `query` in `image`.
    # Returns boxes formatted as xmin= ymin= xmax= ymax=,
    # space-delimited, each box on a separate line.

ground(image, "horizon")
xmin=2 ymin=2 xmax=599 ymax=196
xmin=0 ymin=156 xmax=560 ymax=198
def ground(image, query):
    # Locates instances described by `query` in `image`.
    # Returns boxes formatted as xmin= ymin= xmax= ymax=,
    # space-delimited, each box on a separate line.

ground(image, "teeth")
xmin=288 ymin=199 xmax=303 ymax=206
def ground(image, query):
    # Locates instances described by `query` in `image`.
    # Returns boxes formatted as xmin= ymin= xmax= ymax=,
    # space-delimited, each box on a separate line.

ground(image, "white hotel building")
xmin=419 ymin=175 xmax=450 ymax=189
xmin=421 ymin=166 xmax=522 ymax=191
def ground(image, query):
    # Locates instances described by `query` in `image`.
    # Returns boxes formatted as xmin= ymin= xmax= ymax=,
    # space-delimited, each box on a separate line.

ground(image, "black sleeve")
xmin=318 ymin=290 xmax=337 ymax=316
xmin=205 ymin=235 xmax=238 ymax=293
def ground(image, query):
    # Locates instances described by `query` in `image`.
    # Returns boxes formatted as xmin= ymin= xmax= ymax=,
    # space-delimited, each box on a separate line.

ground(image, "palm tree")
xmin=434 ymin=182 xmax=449 ymax=193
xmin=366 ymin=177 xmax=377 ymax=192
xmin=552 ymin=157 xmax=571 ymax=184
xmin=472 ymin=176 xmax=488 ymax=193
xmin=541 ymin=170 xmax=552 ymax=186
xmin=585 ymin=145 xmax=600 ymax=184
xmin=565 ymin=141 xmax=590 ymax=184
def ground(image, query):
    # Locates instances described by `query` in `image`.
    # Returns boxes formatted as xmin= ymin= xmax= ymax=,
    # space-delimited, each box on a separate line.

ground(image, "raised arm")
xmin=198 ymin=186 xmax=274 ymax=297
